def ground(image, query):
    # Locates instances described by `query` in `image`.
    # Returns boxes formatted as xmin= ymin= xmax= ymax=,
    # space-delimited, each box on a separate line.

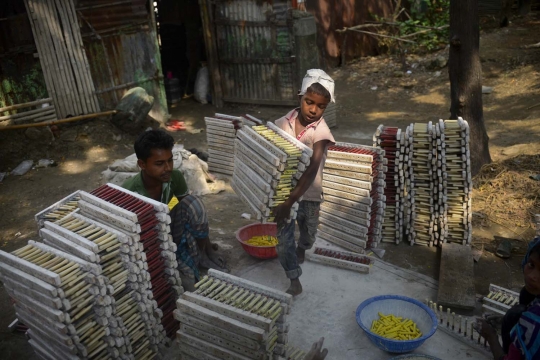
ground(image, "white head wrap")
xmin=298 ymin=69 xmax=335 ymax=103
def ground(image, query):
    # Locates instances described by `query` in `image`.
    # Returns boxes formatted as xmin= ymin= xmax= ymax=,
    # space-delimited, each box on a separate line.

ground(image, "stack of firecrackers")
xmin=32 ymin=190 xmax=160 ymax=358
xmin=0 ymin=241 xmax=138 ymax=359
xmin=34 ymin=190 xmax=81 ymax=228
xmin=174 ymin=269 xmax=293 ymax=360
xmin=84 ymin=184 xmax=183 ymax=339
xmin=482 ymin=284 xmax=520 ymax=316
xmin=437 ymin=118 xmax=472 ymax=245
xmin=39 ymin=213 xmax=156 ymax=359
xmin=373 ymin=125 xmax=405 ymax=244
xmin=205 ymin=113 xmax=264 ymax=177
xmin=205 ymin=114 xmax=242 ymax=177
xmin=405 ymin=122 xmax=438 ymax=246
xmin=318 ymin=142 xmax=387 ymax=251
xmin=231 ymin=122 xmax=313 ymax=223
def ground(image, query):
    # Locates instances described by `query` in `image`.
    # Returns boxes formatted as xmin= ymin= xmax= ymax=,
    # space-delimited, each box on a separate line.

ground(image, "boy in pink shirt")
xmin=273 ymin=69 xmax=335 ymax=296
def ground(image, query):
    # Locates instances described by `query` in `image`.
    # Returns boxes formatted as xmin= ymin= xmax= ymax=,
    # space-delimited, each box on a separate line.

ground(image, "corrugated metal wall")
xmin=213 ymin=0 xmax=297 ymax=106
xmin=77 ymin=0 xmax=169 ymax=121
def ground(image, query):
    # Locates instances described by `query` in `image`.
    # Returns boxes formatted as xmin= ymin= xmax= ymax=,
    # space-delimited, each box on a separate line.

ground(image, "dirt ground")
xmin=1 ymin=14 xmax=539 ymax=359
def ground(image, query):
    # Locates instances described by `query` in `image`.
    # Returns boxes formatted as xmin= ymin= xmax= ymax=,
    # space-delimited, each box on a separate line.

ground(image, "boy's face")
xmin=524 ymin=251 xmax=540 ymax=296
xmin=298 ymin=91 xmax=330 ymax=124
xmin=138 ymin=148 xmax=174 ymax=183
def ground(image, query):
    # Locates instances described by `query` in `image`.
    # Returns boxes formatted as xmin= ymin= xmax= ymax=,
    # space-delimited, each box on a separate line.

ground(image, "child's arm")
xmin=273 ymin=139 xmax=330 ymax=224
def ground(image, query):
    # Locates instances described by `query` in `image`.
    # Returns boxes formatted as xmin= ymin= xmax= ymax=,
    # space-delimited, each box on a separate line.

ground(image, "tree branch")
xmin=347 ymin=29 xmax=416 ymax=43
xmin=336 ymin=23 xmax=383 ymax=33
xmin=401 ymin=25 xmax=449 ymax=38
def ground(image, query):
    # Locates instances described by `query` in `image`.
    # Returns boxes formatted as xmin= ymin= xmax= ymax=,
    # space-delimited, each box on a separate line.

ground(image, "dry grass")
xmin=472 ymin=155 xmax=540 ymax=238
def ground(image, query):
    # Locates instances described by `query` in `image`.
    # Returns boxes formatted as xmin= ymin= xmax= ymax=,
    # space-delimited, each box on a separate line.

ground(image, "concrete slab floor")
xmin=235 ymin=240 xmax=492 ymax=360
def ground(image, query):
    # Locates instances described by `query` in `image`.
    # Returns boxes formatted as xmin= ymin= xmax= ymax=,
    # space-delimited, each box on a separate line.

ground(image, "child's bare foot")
xmin=286 ymin=278 xmax=303 ymax=296
xmin=296 ymin=247 xmax=305 ymax=264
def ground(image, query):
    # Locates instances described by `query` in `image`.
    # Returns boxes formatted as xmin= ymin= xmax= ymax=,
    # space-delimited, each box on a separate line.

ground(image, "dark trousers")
xmin=501 ymin=287 xmax=535 ymax=352
xmin=276 ymin=201 xmax=320 ymax=280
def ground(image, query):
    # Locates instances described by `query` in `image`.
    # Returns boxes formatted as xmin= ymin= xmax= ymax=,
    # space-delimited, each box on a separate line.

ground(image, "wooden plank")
xmin=181 ymin=292 xmax=272 ymax=332
xmin=174 ymin=301 xmax=265 ymax=341
xmin=230 ymin=180 xmax=263 ymax=220
xmin=78 ymin=191 xmax=139 ymax=221
xmin=0 ymin=250 xmax=61 ymax=286
xmin=175 ymin=312 xmax=261 ymax=351
xmin=0 ymin=262 xmax=59 ymax=298
xmin=234 ymin=143 xmax=279 ymax=179
xmin=324 ymin=159 xmax=372 ymax=174
xmin=234 ymin=159 xmax=271 ymax=194
xmin=77 ymin=200 xmax=139 ymax=233
xmin=42 ymin=223 xmax=100 ymax=254
xmin=317 ymin=230 xmax=366 ymax=252
xmin=54 ymin=0 xmax=89 ymax=114
xmin=266 ymin=122 xmax=313 ymax=157
xmin=236 ymin=130 xmax=281 ymax=166
xmin=208 ymin=269 xmax=293 ymax=306
xmin=40 ymin=228 xmax=98 ymax=261
xmin=322 ymin=188 xmax=372 ymax=206
xmin=15 ymin=304 xmax=69 ymax=337
xmin=68 ymin=0 xmax=100 ymax=111
xmin=437 ymin=243 xmax=475 ymax=310
xmin=0 ymin=98 xmax=53 ymax=113
xmin=305 ymin=252 xmax=370 ymax=273
xmin=177 ymin=328 xmax=263 ymax=360
xmin=241 ymin=126 xmax=288 ymax=162
xmin=42 ymin=0 xmax=79 ymax=116
xmin=327 ymin=150 xmax=373 ymax=163
xmin=323 ymin=167 xmax=373 ymax=183
xmin=0 ymin=106 xmax=55 ymax=122
xmin=2 ymin=277 xmax=62 ymax=310
xmin=24 ymin=0 xmax=61 ymax=118
xmin=322 ymin=180 xmax=372 ymax=198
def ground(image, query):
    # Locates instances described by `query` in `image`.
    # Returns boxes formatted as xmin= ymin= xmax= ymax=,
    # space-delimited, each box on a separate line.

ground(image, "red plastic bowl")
xmin=236 ymin=223 xmax=278 ymax=259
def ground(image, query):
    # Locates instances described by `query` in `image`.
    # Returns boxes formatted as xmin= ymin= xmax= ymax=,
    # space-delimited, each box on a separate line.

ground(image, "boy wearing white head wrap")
xmin=272 ymin=69 xmax=335 ymax=296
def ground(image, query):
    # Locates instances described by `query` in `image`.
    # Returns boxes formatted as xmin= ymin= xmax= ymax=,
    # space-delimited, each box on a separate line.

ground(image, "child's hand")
xmin=273 ymin=201 xmax=293 ymax=224
xmin=474 ymin=318 xmax=498 ymax=340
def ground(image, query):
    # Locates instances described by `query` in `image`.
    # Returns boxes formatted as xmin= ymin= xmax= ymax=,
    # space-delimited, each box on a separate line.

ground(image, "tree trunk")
xmin=448 ymin=0 xmax=491 ymax=176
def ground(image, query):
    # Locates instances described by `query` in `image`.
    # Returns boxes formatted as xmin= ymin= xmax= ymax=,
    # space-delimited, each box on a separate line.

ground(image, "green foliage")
xmin=0 ymin=61 xmax=47 ymax=108
xmin=399 ymin=0 xmax=450 ymax=52
xmin=371 ymin=0 xmax=449 ymax=53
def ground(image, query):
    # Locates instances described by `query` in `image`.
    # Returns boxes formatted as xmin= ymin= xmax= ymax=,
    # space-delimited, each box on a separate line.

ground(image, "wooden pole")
xmin=30 ymin=0 xmax=70 ymax=118
xmin=24 ymin=0 xmax=60 ymax=119
xmin=0 ymin=106 xmax=55 ymax=122
xmin=0 ymin=111 xmax=117 ymax=131
xmin=11 ymin=109 xmax=56 ymax=124
xmin=54 ymin=0 xmax=89 ymax=115
xmin=198 ymin=0 xmax=224 ymax=108
xmin=0 ymin=98 xmax=53 ymax=113
xmin=77 ymin=10 xmax=117 ymax=104
xmin=43 ymin=0 xmax=80 ymax=116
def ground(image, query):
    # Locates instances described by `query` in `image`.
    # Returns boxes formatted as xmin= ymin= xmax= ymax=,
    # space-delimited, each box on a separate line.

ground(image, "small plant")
xmin=400 ymin=0 xmax=450 ymax=51
xmin=370 ymin=0 xmax=449 ymax=54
